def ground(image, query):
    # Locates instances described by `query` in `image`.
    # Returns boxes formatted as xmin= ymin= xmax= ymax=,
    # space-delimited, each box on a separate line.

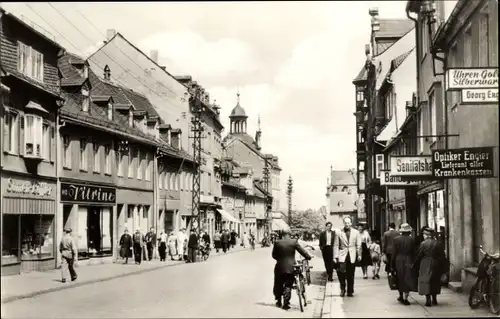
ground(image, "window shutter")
xmin=50 ymin=124 xmax=56 ymax=162
xmin=39 ymin=52 xmax=44 ymax=82
xmin=3 ymin=113 xmax=10 ymax=152
xmin=18 ymin=114 xmax=24 ymax=155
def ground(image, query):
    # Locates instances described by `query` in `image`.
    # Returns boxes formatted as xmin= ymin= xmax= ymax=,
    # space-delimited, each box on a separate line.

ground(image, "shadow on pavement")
xmin=309 ymin=270 xmax=327 ymax=286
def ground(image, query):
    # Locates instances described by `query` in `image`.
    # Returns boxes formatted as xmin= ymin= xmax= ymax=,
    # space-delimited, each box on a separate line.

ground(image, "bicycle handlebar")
xmin=479 ymin=245 xmax=500 ymax=259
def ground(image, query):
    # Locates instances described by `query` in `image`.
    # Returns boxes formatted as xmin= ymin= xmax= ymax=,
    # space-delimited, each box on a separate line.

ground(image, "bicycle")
xmin=197 ymin=242 xmax=211 ymax=262
xmin=302 ymin=245 xmax=315 ymax=285
xmin=293 ymin=256 xmax=313 ymax=312
xmin=468 ymin=245 xmax=500 ymax=315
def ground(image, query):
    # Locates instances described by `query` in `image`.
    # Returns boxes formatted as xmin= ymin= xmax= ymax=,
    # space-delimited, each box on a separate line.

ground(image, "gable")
xmin=225 ymin=139 xmax=266 ymax=178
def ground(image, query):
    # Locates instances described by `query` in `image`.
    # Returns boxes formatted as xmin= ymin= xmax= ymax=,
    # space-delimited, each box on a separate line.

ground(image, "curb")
xmin=312 ymin=273 xmax=328 ymax=318
xmin=2 ymin=246 xmax=253 ymax=304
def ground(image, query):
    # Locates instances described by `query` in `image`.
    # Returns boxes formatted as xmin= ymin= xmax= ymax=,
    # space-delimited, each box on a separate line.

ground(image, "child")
xmin=369 ymin=239 xmax=381 ymax=280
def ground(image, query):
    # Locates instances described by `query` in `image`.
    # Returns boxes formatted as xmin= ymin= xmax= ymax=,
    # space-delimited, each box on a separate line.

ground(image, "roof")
xmin=330 ymin=170 xmax=357 ymax=186
xmin=223 ymin=133 xmax=281 ymax=170
xmin=222 ymin=180 xmax=246 ymax=191
xmin=252 ymin=185 xmax=266 ymax=198
xmin=230 ymin=101 xmax=247 ymax=118
xmin=352 ymin=65 xmax=367 ymax=83
xmin=432 ymin=0 xmax=467 ymax=51
xmin=253 ymin=179 xmax=272 ymax=198
xmin=4 ymin=70 xmax=62 ymax=99
xmin=374 ymin=19 xmax=415 ymax=57
xmin=391 ymin=48 xmax=414 ymax=71
xmin=58 ymin=53 xmax=88 ymax=87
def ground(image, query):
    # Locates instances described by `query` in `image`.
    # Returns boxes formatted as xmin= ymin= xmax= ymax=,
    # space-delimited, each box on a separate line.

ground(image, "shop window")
xmin=104 ymin=144 xmax=111 ymax=175
xmin=93 ymin=142 xmax=100 ymax=173
xmin=78 ymin=207 xmax=113 ymax=259
xmin=3 ymin=109 xmax=18 ymax=154
xmin=24 ymin=114 xmax=43 ymax=158
xmin=62 ymin=135 xmax=71 ymax=169
xmin=20 ymin=215 xmax=54 ymax=260
xmin=79 ymin=138 xmax=88 ymax=171
xmin=2 ymin=215 xmax=19 ymax=264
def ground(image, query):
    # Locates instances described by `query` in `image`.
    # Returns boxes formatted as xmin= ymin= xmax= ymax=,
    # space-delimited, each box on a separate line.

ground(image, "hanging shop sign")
xmin=461 ymin=88 xmax=498 ymax=104
xmin=432 ymin=147 xmax=495 ymax=179
xmin=390 ymin=155 xmax=433 ymax=177
xmin=446 ymin=68 xmax=498 ymax=91
xmin=380 ymin=171 xmax=421 ymax=187
xmin=61 ymin=183 xmax=116 ymax=204
xmin=5 ymin=178 xmax=53 ymax=197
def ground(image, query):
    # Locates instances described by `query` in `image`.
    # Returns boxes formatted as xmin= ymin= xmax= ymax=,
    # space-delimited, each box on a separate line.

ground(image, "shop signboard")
xmin=461 ymin=88 xmax=498 ymax=104
xmin=61 ymin=183 xmax=116 ymax=204
xmin=432 ymin=147 xmax=495 ymax=179
xmin=445 ymin=68 xmax=498 ymax=91
xmin=390 ymin=155 xmax=433 ymax=177
xmin=380 ymin=171 xmax=421 ymax=187
xmin=5 ymin=178 xmax=53 ymax=197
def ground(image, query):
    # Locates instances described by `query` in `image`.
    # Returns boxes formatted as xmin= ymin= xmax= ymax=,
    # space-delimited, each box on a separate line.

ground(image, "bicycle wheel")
xmin=488 ymin=273 xmax=500 ymax=315
xmin=306 ymin=270 xmax=311 ymax=285
xmin=469 ymin=279 xmax=484 ymax=309
xmin=300 ymin=277 xmax=308 ymax=306
xmin=296 ymin=277 xmax=304 ymax=312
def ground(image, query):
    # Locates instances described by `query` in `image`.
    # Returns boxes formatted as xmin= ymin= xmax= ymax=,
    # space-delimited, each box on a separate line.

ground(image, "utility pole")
xmin=263 ymin=157 xmax=271 ymax=235
xmin=287 ymin=175 xmax=293 ymax=226
xmin=364 ymin=52 xmax=377 ymax=229
xmin=188 ymin=85 xmax=205 ymax=236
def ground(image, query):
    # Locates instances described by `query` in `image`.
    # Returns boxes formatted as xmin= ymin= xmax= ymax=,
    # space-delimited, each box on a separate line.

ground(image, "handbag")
xmin=388 ymin=272 xmax=398 ymax=290
xmin=381 ymin=254 xmax=388 ymax=264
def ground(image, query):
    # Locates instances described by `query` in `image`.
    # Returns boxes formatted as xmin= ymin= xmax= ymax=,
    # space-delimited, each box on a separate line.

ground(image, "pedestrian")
xmin=368 ymin=239 xmax=381 ymax=280
xmin=158 ymin=231 xmax=167 ymax=262
xmin=59 ymin=228 xmax=77 ymax=283
xmin=230 ymin=230 xmax=237 ymax=248
xmin=272 ymin=229 xmax=312 ymax=310
xmin=187 ymin=229 xmax=199 ymax=263
xmin=319 ymin=222 xmax=336 ymax=282
xmin=202 ymin=231 xmax=210 ymax=248
xmin=415 ymin=226 xmax=428 ymax=248
xmin=382 ymin=222 xmax=399 ymax=276
xmin=167 ymin=232 xmax=179 ymax=260
xmin=119 ymin=228 xmax=133 ymax=264
xmin=145 ymin=227 xmax=157 ymax=261
xmin=333 ymin=216 xmax=362 ymax=297
xmin=241 ymin=232 xmax=249 ymax=248
xmin=133 ymin=229 xmax=144 ymax=264
xmin=214 ymin=231 xmax=222 ymax=253
xmin=414 ymin=227 xmax=447 ymax=307
xmin=177 ymin=228 xmax=187 ymax=261
xmin=393 ymin=223 xmax=417 ymax=305
xmin=357 ymin=224 xmax=372 ymax=280
xmin=221 ymin=229 xmax=230 ymax=253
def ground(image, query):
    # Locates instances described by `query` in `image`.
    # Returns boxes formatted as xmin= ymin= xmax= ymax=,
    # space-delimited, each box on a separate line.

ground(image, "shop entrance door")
xmin=87 ymin=207 xmax=102 ymax=254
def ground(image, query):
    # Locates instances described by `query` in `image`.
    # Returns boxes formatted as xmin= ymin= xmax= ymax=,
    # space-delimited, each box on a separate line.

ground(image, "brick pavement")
xmin=1 ymin=245 xmax=248 ymax=304
xmin=320 ymin=269 xmax=495 ymax=318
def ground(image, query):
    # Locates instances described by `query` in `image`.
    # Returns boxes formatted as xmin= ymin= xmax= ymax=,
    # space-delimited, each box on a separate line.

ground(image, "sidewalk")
xmin=1 ymin=245 xmax=248 ymax=304
xmin=320 ymin=269 xmax=495 ymax=318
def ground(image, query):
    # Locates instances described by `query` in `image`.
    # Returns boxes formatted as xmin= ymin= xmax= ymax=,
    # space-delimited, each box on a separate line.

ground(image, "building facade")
xmin=326 ymin=169 xmax=359 ymax=229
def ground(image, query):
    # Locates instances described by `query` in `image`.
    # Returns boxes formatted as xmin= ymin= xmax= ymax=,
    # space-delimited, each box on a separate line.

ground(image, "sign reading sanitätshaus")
xmin=432 ymin=147 xmax=495 ymax=179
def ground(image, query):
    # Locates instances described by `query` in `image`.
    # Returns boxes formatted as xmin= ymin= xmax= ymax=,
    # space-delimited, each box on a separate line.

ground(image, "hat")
xmin=423 ymin=227 xmax=434 ymax=235
xmin=64 ymin=228 xmax=72 ymax=233
xmin=399 ymin=223 xmax=412 ymax=233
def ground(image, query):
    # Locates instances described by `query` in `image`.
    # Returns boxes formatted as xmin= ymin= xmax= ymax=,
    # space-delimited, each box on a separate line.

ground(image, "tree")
xmin=289 ymin=209 xmax=326 ymax=236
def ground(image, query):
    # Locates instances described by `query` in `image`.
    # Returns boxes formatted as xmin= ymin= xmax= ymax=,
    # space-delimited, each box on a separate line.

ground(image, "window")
xmin=79 ymin=138 xmax=88 ymax=171
xmin=24 ymin=114 xmax=43 ymax=158
xmin=117 ymin=150 xmax=124 ymax=177
xmin=356 ymin=88 xmax=364 ymax=102
xmin=173 ymin=173 xmax=178 ymax=190
xmin=17 ymin=42 xmax=44 ymax=82
xmin=128 ymin=110 xmax=133 ymax=127
xmin=429 ymin=92 xmax=437 ymax=143
xmin=342 ymin=186 xmax=349 ymax=192
xmin=137 ymin=150 xmax=143 ymax=180
xmin=159 ymin=171 xmax=164 ymax=189
xmin=165 ymin=172 xmax=170 ymax=190
xmin=375 ymin=154 xmax=385 ymax=179
xmin=107 ymin=103 xmax=113 ymax=120
xmin=128 ymin=148 xmax=134 ymax=178
xmin=3 ymin=111 xmax=18 ymax=153
xmin=418 ymin=112 xmax=424 ymax=154
xmin=104 ymin=144 xmax=111 ymax=175
xmin=62 ymin=135 xmax=71 ymax=168
xmin=93 ymin=143 xmax=100 ymax=173
xmin=20 ymin=215 xmax=54 ymax=260
xmin=42 ymin=122 xmax=50 ymax=160
xmin=81 ymin=88 xmax=90 ymax=112
xmin=145 ymin=153 xmax=151 ymax=181
xmin=180 ymin=171 xmax=184 ymax=190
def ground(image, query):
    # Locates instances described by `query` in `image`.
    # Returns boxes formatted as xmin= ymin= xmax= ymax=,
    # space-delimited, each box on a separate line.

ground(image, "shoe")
xmin=347 ymin=293 xmax=354 ymax=297
xmin=282 ymin=304 xmax=291 ymax=310
xmin=432 ymin=300 xmax=438 ymax=306
xmin=363 ymin=276 xmax=368 ymax=279
xmin=328 ymin=275 xmax=333 ymax=282
xmin=425 ymin=301 xmax=432 ymax=307
xmin=403 ymin=300 xmax=411 ymax=306
xmin=397 ymin=297 xmax=404 ymax=304
xmin=276 ymin=300 xmax=282 ymax=308
xmin=61 ymin=279 xmax=66 ymax=283
xmin=71 ymin=277 xmax=77 ymax=282
xmin=340 ymin=290 xmax=346 ymax=297
xmin=376 ymin=274 xmax=380 ymax=279
xmin=372 ymin=276 xmax=376 ymax=280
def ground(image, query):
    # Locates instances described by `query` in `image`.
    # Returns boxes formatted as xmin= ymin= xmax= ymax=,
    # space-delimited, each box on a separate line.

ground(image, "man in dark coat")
xmin=187 ymin=229 xmax=199 ymax=263
xmin=119 ymin=228 xmax=133 ymax=264
xmin=382 ymin=222 xmax=399 ymax=274
xmin=145 ymin=227 xmax=157 ymax=261
xmin=414 ymin=228 xmax=446 ymax=307
xmin=319 ymin=222 xmax=336 ymax=281
xmin=221 ymin=230 xmax=230 ymax=253
xmin=230 ymin=230 xmax=237 ymax=248
xmin=272 ymin=229 xmax=312 ymax=310
xmin=132 ymin=229 xmax=144 ymax=265
xmin=393 ymin=223 xmax=417 ymax=305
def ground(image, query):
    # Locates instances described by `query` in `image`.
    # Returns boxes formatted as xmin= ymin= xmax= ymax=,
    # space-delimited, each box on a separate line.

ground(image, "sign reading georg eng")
xmin=61 ymin=183 xmax=116 ymax=204
xmin=446 ymin=68 xmax=498 ymax=91
xmin=432 ymin=147 xmax=495 ymax=179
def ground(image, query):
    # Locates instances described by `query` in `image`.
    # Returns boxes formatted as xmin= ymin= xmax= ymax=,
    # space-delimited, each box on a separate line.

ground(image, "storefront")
xmin=417 ymin=181 xmax=445 ymax=235
xmin=216 ymin=208 xmax=239 ymax=231
xmin=60 ymin=182 xmax=116 ymax=262
xmin=1 ymin=175 xmax=57 ymax=275
xmin=158 ymin=190 xmax=180 ymax=234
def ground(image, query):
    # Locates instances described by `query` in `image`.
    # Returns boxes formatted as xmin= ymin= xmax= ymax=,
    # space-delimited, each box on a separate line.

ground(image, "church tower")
xmin=229 ymin=92 xmax=247 ymax=134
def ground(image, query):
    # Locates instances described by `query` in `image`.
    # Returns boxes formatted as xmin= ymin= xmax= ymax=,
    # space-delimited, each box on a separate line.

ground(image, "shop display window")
xmin=78 ymin=207 xmax=113 ymax=259
xmin=2 ymin=215 xmax=20 ymax=264
xmin=20 ymin=215 xmax=54 ymax=260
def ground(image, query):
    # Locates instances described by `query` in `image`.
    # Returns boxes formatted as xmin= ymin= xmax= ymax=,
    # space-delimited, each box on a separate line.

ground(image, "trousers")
xmin=322 ymin=246 xmax=334 ymax=277
xmin=273 ymin=272 xmax=295 ymax=304
xmin=61 ymin=256 xmax=77 ymax=281
xmin=336 ymin=254 xmax=356 ymax=294
xmin=188 ymin=247 xmax=197 ymax=263
xmin=146 ymin=243 xmax=154 ymax=261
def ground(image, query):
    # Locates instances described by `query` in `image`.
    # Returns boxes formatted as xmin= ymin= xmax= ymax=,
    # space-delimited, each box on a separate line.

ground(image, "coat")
xmin=415 ymin=238 xmax=446 ymax=295
xmin=272 ymin=238 xmax=311 ymax=275
xmin=221 ymin=233 xmax=230 ymax=244
xmin=393 ymin=235 xmax=417 ymax=293
xmin=333 ymin=228 xmax=362 ymax=263
xmin=59 ymin=234 xmax=77 ymax=260
xmin=188 ymin=233 xmax=199 ymax=248
xmin=119 ymin=233 xmax=133 ymax=258
xmin=319 ymin=230 xmax=335 ymax=250
xmin=382 ymin=229 xmax=399 ymax=255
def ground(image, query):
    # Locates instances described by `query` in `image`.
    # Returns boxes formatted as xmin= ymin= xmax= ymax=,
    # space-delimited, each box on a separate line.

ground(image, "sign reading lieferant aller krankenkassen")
xmin=432 ymin=147 xmax=495 ymax=179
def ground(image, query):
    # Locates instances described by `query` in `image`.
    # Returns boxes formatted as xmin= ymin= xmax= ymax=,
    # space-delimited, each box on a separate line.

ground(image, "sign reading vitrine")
xmin=432 ymin=147 xmax=495 ymax=179
xmin=61 ymin=183 xmax=116 ymax=204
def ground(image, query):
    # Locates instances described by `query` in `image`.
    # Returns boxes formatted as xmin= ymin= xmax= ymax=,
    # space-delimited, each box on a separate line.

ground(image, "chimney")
xmin=150 ymin=50 xmax=158 ymax=64
xmin=369 ymin=8 xmax=380 ymax=56
xmin=106 ymin=29 xmax=116 ymax=41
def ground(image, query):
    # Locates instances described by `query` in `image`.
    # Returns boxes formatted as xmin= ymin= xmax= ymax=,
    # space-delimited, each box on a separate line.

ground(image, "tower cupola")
xmin=229 ymin=92 xmax=248 ymax=134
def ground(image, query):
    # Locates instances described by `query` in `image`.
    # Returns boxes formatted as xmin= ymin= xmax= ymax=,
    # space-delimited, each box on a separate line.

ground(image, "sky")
xmin=3 ymin=1 xmax=413 ymax=210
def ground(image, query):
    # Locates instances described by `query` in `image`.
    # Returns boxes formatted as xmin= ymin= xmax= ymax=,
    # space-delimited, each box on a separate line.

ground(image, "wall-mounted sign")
xmin=380 ymin=171 xmax=421 ymax=187
xmin=6 ymin=178 xmax=52 ymax=197
xmin=446 ymin=68 xmax=498 ymax=91
xmin=61 ymin=183 xmax=116 ymax=204
xmin=432 ymin=147 xmax=495 ymax=179
xmin=461 ymin=88 xmax=498 ymax=104
xmin=390 ymin=156 xmax=433 ymax=177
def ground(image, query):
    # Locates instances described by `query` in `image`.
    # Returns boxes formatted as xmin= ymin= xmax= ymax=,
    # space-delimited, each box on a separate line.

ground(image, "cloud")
xmin=138 ymin=30 xmax=261 ymax=82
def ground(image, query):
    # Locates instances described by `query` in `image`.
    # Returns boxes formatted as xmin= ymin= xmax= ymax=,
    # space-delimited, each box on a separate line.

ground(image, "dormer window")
xmin=81 ymin=88 xmax=90 ymax=112
xmin=107 ymin=103 xmax=113 ymax=120
xmin=128 ymin=110 xmax=133 ymax=127
xmin=104 ymin=65 xmax=111 ymax=81
xmin=17 ymin=41 xmax=44 ymax=82
xmin=83 ymin=65 xmax=88 ymax=79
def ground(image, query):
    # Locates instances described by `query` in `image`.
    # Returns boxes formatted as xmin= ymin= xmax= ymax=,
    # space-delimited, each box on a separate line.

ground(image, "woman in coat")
xmin=214 ymin=231 xmax=222 ymax=253
xmin=119 ymin=228 xmax=133 ymax=264
xmin=358 ymin=224 xmax=372 ymax=279
xmin=414 ymin=228 xmax=446 ymax=307
xmin=393 ymin=223 xmax=417 ymax=305
xmin=167 ymin=232 xmax=178 ymax=261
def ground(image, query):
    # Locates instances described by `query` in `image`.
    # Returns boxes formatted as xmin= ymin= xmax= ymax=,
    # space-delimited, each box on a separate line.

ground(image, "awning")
xmin=216 ymin=209 xmax=239 ymax=223
xmin=272 ymin=219 xmax=290 ymax=232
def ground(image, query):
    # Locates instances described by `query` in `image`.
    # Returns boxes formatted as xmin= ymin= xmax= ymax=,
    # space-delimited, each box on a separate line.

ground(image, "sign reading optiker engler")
xmin=432 ymin=147 xmax=495 ymax=179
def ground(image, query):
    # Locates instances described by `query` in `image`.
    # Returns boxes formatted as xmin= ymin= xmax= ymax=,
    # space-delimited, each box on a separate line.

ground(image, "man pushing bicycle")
xmin=272 ymin=229 xmax=312 ymax=310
